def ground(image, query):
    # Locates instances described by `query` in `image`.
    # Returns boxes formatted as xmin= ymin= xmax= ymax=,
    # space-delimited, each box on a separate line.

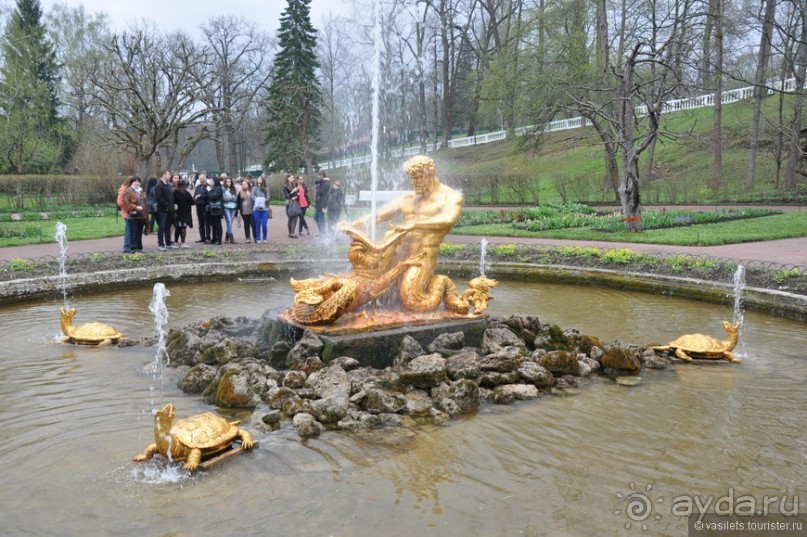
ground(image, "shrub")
xmin=9 ymin=257 xmax=36 ymax=272
xmin=492 ymin=243 xmax=518 ymax=257
xmin=440 ymin=243 xmax=468 ymax=256
xmin=556 ymin=246 xmax=601 ymax=258
xmin=600 ymin=248 xmax=642 ymax=264
xmin=773 ymin=268 xmax=802 ymax=284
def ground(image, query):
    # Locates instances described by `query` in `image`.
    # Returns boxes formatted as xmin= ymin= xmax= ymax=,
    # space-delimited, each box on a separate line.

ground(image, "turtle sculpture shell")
xmin=651 ymin=321 xmax=741 ymax=363
xmin=133 ymin=403 xmax=254 ymax=471
xmin=664 ymin=334 xmax=727 ymax=356
xmin=171 ymin=412 xmax=241 ymax=450
xmin=60 ymin=307 xmax=124 ymax=345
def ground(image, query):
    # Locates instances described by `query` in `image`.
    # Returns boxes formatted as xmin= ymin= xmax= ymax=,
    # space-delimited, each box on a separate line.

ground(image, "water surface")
xmin=0 ymin=280 xmax=804 ymax=536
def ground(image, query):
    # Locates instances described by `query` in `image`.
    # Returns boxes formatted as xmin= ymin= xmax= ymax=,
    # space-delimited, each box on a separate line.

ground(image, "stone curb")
xmin=441 ymin=261 xmax=807 ymax=322
xmin=1 ymin=259 xmax=805 ymax=322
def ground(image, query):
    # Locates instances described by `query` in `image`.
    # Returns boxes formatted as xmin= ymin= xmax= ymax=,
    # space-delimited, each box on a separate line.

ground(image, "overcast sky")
xmin=39 ymin=0 xmax=353 ymax=33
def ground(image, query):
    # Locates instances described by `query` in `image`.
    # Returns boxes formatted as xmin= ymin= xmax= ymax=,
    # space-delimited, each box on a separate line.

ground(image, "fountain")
xmin=1 ymin=266 xmax=804 ymax=534
xmin=148 ymin=283 xmax=171 ymax=401
xmin=368 ymin=0 xmax=383 ymax=242
xmin=55 ymin=221 xmax=125 ymax=346
xmin=732 ymin=264 xmax=746 ymax=325
xmin=55 ymin=221 xmax=68 ymax=308
xmin=277 ymin=155 xmax=498 ymax=366
xmin=732 ymin=264 xmax=746 ymax=356
xmin=479 ymin=237 xmax=490 ymax=277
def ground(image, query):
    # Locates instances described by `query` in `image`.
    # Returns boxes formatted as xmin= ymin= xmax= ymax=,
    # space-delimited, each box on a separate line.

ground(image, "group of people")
xmin=281 ymin=170 xmax=345 ymax=239
xmin=117 ymin=169 xmax=346 ymax=253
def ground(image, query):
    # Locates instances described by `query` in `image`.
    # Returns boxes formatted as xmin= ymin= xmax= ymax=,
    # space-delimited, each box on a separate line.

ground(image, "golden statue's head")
xmin=404 ymin=155 xmax=437 ymax=196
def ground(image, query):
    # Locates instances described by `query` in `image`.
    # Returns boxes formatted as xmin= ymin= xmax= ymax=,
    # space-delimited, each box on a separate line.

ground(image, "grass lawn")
xmin=452 ymin=212 xmax=807 ymax=246
xmin=2 ymin=209 xmax=807 ymax=249
xmin=0 ymin=215 xmax=126 ymax=248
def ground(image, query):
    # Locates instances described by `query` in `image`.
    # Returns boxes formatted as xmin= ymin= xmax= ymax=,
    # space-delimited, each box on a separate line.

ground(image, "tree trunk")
xmin=747 ymin=0 xmax=777 ymax=190
xmin=619 ymin=154 xmax=643 ymax=232
xmin=701 ymin=0 xmax=714 ymax=91
xmin=640 ymin=136 xmax=658 ymax=187
xmin=785 ymin=2 xmax=807 ymax=190
xmin=618 ymin=46 xmax=643 ymax=232
xmin=711 ymin=0 xmax=723 ymax=190
xmin=604 ymin=142 xmax=620 ymax=200
xmin=595 ymin=0 xmax=609 ymax=70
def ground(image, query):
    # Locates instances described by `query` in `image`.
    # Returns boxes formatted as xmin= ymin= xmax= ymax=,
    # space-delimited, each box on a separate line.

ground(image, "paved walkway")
xmin=2 ymin=210 xmax=806 ymax=267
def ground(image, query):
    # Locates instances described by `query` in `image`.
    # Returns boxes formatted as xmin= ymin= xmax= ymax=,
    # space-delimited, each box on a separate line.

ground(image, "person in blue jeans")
xmin=221 ymin=174 xmax=238 ymax=243
xmin=252 ymin=176 xmax=270 ymax=243
xmin=120 ymin=176 xmax=145 ymax=252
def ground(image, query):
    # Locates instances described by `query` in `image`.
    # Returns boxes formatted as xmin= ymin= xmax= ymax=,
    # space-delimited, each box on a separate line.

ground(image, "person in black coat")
xmin=154 ymin=170 xmax=176 ymax=250
xmin=207 ymin=176 xmax=224 ymax=245
xmin=193 ymin=173 xmax=209 ymax=243
xmin=145 ymin=177 xmax=158 ymax=234
xmin=314 ymin=170 xmax=331 ymax=235
xmin=173 ymin=180 xmax=194 ymax=248
xmin=326 ymin=180 xmax=345 ymax=234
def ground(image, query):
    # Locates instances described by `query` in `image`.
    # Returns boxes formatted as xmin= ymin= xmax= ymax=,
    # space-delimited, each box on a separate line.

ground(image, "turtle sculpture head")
xmin=59 ymin=306 xmax=124 ymax=346
xmin=133 ymin=403 xmax=254 ymax=472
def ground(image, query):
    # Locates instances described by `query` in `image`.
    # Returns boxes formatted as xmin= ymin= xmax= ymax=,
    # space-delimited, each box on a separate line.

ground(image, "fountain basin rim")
xmin=0 ymin=259 xmax=803 ymax=322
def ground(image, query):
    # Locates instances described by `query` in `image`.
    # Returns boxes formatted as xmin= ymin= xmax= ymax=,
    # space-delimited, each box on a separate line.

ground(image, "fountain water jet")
xmin=148 ymin=283 xmax=171 ymax=404
xmin=479 ymin=238 xmax=490 ymax=277
xmin=368 ymin=0 xmax=384 ymax=242
xmin=55 ymin=222 xmax=69 ymax=309
xmin=732 ymin=265 xmax=745 ymax=327
xmin=732 ymin=264 xmax=746 ymax=355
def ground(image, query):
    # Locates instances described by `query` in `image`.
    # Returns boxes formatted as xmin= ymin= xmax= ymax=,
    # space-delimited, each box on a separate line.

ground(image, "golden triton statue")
xmin=288 ymin=155 xmax=497 ymax=326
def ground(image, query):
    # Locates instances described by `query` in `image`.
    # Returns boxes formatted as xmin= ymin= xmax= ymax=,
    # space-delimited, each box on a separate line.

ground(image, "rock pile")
xmin=163 ymin=314 xmax=669 ymax=439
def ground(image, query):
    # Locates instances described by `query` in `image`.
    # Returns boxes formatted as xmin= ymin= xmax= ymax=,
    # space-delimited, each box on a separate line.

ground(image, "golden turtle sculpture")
xmin=651 ymin=321 xmax=741 ymax=363
xmin=59 ymin=306 xmax=124 ymax=346
xmin=133 ymin=403 xmax=254 ymax=471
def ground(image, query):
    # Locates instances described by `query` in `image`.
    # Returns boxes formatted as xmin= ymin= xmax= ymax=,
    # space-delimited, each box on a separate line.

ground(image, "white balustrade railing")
xmin=320 ymin=76 xmax=801 ymax=170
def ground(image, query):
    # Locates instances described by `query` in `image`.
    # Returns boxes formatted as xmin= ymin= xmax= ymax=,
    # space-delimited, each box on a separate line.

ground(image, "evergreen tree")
xmin=263 ymin=0 xmax=322 ymax=173
xmin=0 ymin=0 xmax=66 ymax=173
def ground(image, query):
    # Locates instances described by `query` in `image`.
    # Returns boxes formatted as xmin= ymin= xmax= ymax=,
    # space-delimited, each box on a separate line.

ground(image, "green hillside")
xmin=427 ymin=95 xmax=807 ymax=205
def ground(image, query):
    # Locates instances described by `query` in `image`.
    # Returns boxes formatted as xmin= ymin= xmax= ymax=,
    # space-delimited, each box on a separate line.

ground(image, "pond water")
xmin=0 ymin=279 xmax=804 ymax=536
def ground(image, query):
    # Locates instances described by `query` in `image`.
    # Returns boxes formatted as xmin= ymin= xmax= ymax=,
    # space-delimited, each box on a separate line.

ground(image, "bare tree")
xmin=318 ymin=14 xmax=356 ymax=163
xmin=568 ymin=1 xmax=685 ymax=230
xmin=201 ymin=16 xmax=274 ymax=175
xmin=89 ymin=22 xmax=214 ymax=176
